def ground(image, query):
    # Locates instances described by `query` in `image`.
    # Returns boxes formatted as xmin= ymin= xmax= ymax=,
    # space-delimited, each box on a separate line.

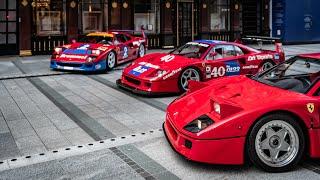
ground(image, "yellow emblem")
xmin=307 ymin=103 xmax=315 ymax=113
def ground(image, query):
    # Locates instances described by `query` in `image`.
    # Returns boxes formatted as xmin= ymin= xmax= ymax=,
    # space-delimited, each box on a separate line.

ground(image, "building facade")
xmin=1 ymin=0 xmax=271 ymax=55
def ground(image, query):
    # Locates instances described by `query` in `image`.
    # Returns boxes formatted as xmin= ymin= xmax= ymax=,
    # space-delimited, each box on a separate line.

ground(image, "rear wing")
xmin=109 ymin=26 xmax=146 ymax=39
xmin=109 ymin=26 xmax=147 ymax=47
xmin=238 ymin=35 xmax=284 ymax=56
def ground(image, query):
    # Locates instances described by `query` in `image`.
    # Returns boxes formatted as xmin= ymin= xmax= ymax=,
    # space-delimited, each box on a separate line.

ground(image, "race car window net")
xmin=170 ymin=43 xmax=210 ymax=59
xmin=255 ymin=56 xmax=320 ymax=94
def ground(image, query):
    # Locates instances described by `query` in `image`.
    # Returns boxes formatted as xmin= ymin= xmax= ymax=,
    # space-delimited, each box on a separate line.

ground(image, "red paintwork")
xmin=119 ymin=41 xmax=285 ymax=94
xmin=164 ymin=54 xmax=320 ymax=164
xmin=51 ymin=31 xmax=146 ymax=66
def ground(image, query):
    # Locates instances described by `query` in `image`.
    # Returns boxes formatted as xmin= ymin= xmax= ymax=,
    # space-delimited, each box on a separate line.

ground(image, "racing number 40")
xmin=206 ymin=66 xmax=226 ymax=77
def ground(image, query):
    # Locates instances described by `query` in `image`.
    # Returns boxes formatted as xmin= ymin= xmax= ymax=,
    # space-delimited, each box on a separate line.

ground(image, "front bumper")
xmin=116 ymin=79 xmax=173 ymax=96
xmin=50 ymin=60 xmax=106 ymax=72
xmin=117 ymin=74 xmax=181 ymax=95
xmin=163 ymin=119 xmax=245 ymax=165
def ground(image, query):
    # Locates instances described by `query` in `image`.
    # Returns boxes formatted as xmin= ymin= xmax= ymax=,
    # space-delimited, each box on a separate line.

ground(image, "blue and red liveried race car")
xmin=117 ymin=40 xmax=285 ymax=95
xmin=164 ymin=53 xmax=320 ymax=172
xmin=50 ymin=30 xmax=147 ymax=72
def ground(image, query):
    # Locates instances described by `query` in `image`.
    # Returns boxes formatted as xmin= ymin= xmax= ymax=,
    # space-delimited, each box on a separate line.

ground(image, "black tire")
xmin=138 ymin=44 xmax=145 ymax=58
xmin=259 ymin=60 xmax=275 ymax=72
xmin=178 ymin=67 xmax=201 ymax=92
xmin=247 ymin=113 xmax=305 ymax=172
xmin=105 ymin=51 xmax=117 ymax=71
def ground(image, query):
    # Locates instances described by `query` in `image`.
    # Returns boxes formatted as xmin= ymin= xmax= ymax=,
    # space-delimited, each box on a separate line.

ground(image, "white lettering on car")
xmin=242 ymin=65 xmax=258 ymax=69
xmin=60 ymin=54 xmax=87 ymax=59
xmin=248 ymin=54 xmax=274 ymax=61
xmin=206 ymin=66 xmax=226 ymax=78
xmin=138 ymin=62 xmax=160 ymax=69
xmin=163 ymin=68 xmax=182 ymax=80
xmin=160 ymin=55 xmax=175 ymax=62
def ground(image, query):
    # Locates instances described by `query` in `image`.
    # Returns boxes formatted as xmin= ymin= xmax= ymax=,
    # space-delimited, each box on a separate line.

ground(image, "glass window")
xmin=0 ymin=34 xmax=6 ymax=44
xmin=0 ymin=1 xmax=5 ymax=9
xmin=81 ymin=0 xmax=103 ymax=33
xmin=205 ymin=45 xmax=236 ymax=60
xmin=34 ymin=0 xmax=65 ymax=36
xmin=8 ymin=34 xmax=16 ymax=44
xmin=8 ymin=22 xmax=15 ymax=32
xmin=7 ymin=11 xmax=16 ymax=21
xmin=171 ymin=42 xmax=210 ymax=59
xmin=257 ymin=57 xmax=320 ymax=94
xmin=0 ymin=11 xmax=6 ymax=21
xmin=134 ymin=0 xmax=160 ymax=33
xmin=207 ymin=0 xmax=230 ymax=32
xmin=234 ymin=46 xmax=244 ymax=56
xmin=8 ymin=0 xmax=16 ymax=10
xmin=0 ymin=23 xmax=5 ymax=32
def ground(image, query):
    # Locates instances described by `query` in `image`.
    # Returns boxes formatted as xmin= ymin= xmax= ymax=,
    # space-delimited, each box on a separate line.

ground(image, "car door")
xmin=115 ymin=34 xmax=130 ymax=62
xmin=237 ymin=45 xmax=262 ymax=75
xmin=203 ymin=45 xmax=241 ymax=80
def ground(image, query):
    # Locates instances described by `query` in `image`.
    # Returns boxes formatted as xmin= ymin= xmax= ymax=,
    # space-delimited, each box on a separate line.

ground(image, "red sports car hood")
xmin=168 ymin=76 xmax=308 ymax=129
xmin=124 ymin=53 xmax=196 ymax=79
xmin=56 ymin=43 xmax=112 ymax=62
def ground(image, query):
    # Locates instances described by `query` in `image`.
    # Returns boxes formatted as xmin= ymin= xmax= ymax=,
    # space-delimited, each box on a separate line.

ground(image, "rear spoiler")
xmin=109 ymin=25 xmax=147 ymax=47
xmin=238 ymin=35 xmax=284 ymax=57
xmin=109 ymin=25 xmax=146 ymax=39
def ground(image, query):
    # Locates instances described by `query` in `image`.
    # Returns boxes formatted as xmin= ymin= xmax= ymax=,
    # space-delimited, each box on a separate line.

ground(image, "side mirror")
xmin=209 ymin=52 xmax=217 ymax=57
xmin=71 ymin=39 xmax=77 ymax=44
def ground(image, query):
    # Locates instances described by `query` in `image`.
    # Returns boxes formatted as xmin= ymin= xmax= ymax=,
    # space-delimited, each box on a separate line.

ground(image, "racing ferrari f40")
xmin=164 ymin=53 xmax=320 ymax=172
xmin=50 ymin=30 xmax=147 ymax=72
xmin=117 ymin=40 xmax=284 ymax=95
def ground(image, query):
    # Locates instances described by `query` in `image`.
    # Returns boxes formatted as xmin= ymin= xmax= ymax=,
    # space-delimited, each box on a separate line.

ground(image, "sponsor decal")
xmin=225 ymin=61 xmax=240 ymax=76
xmin=274 ymin=53 xmax=280 ymax=60
xmin=138 ymin=62 xmax=159 ymax=69
xmin=248 ymin=54 xmax=274 ymax=61
xmin=186 ymin=42 xmax=210 ymax=47
xmin=77 ymin=44 xmax=90 ymax=50
xmin=129 ymin=65 xmax=150 ymax=76
xmin=206 ymin=65 xmax=225 ymax=78
xmin=123 ymin=46 xmax=129 ymax=58
xmin=307 ymin=103 xmax=315 ymax=113
xmin=242 ymin=65 xmax=258 ymax=69
xmin=206 ymin=61 xmax=240 ymax=78
xmin=160 ymin=55 xmax=175 ymax=62
xmin=60 ymin=54 xmax=87 ymax=59
xmin=163 ymin=68 xmax=182 ymax=80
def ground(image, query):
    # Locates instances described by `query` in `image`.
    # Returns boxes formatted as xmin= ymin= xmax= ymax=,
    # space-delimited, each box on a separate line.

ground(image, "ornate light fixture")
xmin=21 ymin=0 xmax=28 ymax=7
xmin=165 ymin=2 xmax=171 ymax=9
xmin=235 ymin=4 xmax=239 ymax=10
xmin=123 ymin=1 xmax=128 ymax=9
xmin=202 ymin=3 xmax=207 ymax=9
xmin=112 ymin=1 xmax=117 ymax=8
xmin=70 ymin=1 xmax=76 ymax=8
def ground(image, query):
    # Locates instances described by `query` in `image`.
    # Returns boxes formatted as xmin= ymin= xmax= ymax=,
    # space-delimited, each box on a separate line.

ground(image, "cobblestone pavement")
xmin=0 ymin=45 xmax=320 ymax=179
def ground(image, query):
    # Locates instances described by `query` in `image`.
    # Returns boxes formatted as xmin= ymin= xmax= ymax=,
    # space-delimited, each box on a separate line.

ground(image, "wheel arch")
xmin=179 ymin=65 xmax=204 ymax=81
xmin=244 ymin=110 xmax=309 ymax=164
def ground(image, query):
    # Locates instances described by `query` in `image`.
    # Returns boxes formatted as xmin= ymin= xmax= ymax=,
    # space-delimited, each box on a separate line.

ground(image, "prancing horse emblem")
xmin=307 ymin=103 xmax=315 ymax=113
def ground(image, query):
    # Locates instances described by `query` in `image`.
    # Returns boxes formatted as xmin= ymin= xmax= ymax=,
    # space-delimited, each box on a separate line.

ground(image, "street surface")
xmin=0 ymin=45 xmax=320 ymax=179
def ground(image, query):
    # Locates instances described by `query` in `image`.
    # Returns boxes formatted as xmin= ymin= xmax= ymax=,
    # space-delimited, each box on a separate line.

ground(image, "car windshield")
xmin=254 ymin=56 xmax=320 ymax=93
xmin=80 ymin=36 xmax=113 ymax=45
xmin=170 ymin=42 xmax=210 ymax=58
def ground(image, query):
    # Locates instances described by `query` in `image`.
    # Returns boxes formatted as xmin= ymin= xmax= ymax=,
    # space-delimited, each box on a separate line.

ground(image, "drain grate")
xmin=0 ymin=72 xmax=69 ymax=81
xmin=0 ymin=128 xmax=164 ymax=171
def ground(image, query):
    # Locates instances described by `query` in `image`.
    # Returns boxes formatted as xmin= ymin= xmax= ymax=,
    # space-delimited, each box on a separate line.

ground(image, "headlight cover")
xmin=213 ymin=102 xmax=221 ymax=114
xmin=184 ymin=115 xmax=214 ymax=133
xmin=148 ymin=69 xmax=167 ymax=78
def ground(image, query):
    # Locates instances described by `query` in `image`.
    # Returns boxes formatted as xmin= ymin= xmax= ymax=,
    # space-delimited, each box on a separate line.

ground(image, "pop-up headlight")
xmin=184 ymin=115 xmax=214 ymax=133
